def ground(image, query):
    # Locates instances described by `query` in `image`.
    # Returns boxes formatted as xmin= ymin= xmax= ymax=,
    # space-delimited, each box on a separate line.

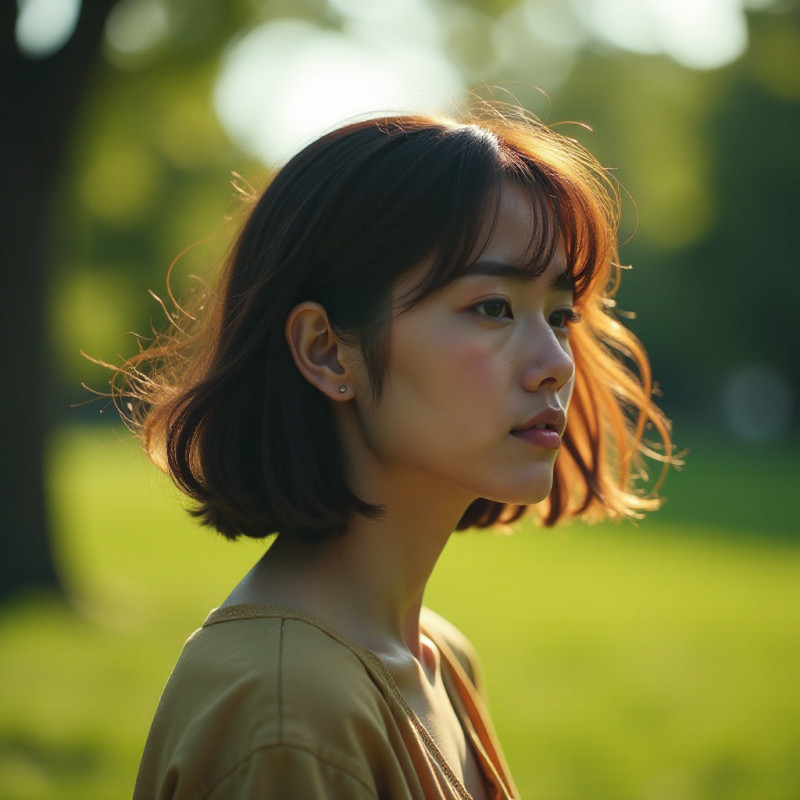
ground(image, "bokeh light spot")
xmin=104 ymin=0 xmax=169 ymax=63
xmin=213 ymin=18 xmax=462 ymax=166
xmin=15 ymin=0 xmax=81 ymax=58
xmin=723 ymin=365 xmax=794 ymax=442
xmin=573 ymin=0 xmax=759 ymax=70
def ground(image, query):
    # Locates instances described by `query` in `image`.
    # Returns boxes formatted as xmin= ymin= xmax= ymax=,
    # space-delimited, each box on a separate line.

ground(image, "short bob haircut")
xmin=113 ymin=107 xmax=675 ymax=543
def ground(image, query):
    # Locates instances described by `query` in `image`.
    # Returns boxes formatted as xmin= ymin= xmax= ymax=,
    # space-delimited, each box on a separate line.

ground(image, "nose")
xmin=520 ymin=327 xmax=575 ymax=393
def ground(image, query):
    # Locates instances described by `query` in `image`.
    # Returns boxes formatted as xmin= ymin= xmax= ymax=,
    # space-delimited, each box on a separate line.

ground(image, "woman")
xmin=124 ymin=108 xmax=674 ymax=799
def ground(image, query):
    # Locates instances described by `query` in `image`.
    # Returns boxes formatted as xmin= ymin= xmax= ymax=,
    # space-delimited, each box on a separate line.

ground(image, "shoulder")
xmin=179 ymin=607 xmax=396 ymax=745
xmin=136 ymin=607 xmax=396 ymax=799
xmin=420 ymin=608 xmax=486 ymax=697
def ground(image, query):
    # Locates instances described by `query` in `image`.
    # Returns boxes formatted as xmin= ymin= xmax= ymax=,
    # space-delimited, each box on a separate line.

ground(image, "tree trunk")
xmin=0 ymin=1 xmax=119 ymax=600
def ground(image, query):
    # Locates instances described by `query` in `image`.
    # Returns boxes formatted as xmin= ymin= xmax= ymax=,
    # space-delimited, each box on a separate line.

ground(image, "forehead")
xmin=394 ymin=177 xmax=571 ymax=310
xmin=474 ymin=181 xmax=559 ymax=271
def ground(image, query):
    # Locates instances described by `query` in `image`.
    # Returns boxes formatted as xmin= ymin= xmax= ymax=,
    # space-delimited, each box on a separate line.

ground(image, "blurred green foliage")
xmin=53 ymin=0 xmax=799 ymax=443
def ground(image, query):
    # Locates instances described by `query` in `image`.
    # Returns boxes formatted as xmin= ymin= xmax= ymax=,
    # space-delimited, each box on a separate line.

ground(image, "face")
xmin=343 ymin=182 xmax=576 ymax=513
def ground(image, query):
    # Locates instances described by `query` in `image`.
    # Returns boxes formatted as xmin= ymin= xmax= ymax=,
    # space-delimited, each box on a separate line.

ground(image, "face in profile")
xmin=342 ymin=181 xmax=577 ymax=512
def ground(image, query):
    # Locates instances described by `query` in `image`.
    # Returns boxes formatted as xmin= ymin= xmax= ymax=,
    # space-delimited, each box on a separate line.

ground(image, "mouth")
xmin=510 ymin=408 xmax=567 ymax=450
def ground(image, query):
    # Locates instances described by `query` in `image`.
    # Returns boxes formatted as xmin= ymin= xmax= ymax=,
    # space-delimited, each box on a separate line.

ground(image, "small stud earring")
xmin=338 ymin=385 xmax=347 ymax=394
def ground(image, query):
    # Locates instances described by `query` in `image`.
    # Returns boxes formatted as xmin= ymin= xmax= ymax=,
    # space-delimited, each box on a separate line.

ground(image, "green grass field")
xmin=0 ymin=426 xmax=797 ymax=799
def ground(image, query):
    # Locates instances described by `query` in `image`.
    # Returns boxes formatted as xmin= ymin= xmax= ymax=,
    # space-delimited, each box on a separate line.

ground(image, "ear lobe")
xmin=285 ymin=302 xmax=351 ymax=400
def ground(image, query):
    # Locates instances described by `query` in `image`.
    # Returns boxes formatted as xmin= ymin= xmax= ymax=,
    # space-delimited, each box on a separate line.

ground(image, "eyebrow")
xmin=460 ymin=259 xmax=575 ymax=291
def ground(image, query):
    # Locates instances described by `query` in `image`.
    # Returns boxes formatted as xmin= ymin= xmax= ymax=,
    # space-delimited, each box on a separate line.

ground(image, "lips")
xmin=510 ymin=407 xmax=567 ymax=450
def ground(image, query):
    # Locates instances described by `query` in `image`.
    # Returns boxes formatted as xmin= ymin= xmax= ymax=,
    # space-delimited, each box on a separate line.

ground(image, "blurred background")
xmin=1 ymin=0 xmax=798 ymax=798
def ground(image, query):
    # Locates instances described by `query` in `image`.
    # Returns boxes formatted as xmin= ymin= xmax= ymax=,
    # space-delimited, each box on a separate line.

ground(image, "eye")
xmin=474 ymin=298 xmax=513 ymax=320
xmin=549 ymin=308 xmax=582 ymax=331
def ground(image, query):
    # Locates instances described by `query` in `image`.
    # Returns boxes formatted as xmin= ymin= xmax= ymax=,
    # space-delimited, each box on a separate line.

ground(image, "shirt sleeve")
xmin=204 ymin=743 xmax=380 ymax=800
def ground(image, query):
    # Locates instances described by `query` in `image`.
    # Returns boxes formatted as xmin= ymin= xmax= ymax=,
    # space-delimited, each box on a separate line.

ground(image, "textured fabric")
xmin=134 ymin=604 xmax=518 ymax=799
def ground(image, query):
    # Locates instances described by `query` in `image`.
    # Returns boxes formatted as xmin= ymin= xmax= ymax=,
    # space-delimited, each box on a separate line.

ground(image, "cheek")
xmin=443 ymin=338 xmax=508 ymax=388
xmin=393 ymin=327 xmax=501 ymax=397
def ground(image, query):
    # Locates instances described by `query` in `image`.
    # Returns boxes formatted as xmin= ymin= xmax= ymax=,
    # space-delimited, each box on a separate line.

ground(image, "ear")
xmin=285 ymin=302 xmax=354 ymax=400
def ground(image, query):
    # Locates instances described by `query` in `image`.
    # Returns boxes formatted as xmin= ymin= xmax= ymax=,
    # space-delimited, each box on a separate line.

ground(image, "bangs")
xmin=396 ymin=146 xmax=612 ymax=312
xmin=499 ymin=149 xmax=616 ymax=304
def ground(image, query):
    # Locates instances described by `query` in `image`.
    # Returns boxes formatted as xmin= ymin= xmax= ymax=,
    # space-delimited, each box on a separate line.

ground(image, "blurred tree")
xmin=0 ymin=1 xmax=122 ymax=599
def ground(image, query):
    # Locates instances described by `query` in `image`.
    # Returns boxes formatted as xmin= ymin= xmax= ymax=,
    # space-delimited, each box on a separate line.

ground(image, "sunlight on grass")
xmin=0 ymin=425 xmax=797 ymax=799
xmin=428 ymin=527 xmax=799 ymax=799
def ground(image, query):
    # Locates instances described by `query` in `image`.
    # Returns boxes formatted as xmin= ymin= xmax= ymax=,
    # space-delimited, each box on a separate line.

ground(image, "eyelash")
xmin=473 ymin=298 xmax=513 ymax=319
xmin=472 ymin=299 xmax=582 ymax=330
xmin=549 ymin=308 xmax=582 ymax=331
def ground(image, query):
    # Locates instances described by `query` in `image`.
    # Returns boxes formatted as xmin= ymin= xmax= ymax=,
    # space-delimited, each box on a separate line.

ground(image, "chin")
xmin=482 ymin=478 xmax=554 ymax=507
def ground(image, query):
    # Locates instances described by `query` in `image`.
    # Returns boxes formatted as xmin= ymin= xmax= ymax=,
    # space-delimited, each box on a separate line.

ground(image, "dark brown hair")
xmin=112 ymin=108 xmax=676 ymax=542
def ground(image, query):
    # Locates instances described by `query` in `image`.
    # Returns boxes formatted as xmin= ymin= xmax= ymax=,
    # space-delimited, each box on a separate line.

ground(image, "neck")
xmin=234 ymin=483 xmax=471 ymax=660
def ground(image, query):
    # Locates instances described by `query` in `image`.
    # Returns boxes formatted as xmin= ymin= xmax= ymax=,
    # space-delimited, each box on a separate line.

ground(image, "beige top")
xmin=134 ymin=604 xmax=518 ymax=799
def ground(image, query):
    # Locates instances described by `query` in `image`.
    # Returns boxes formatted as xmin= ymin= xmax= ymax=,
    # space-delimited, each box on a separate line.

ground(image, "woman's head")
xmin=117 ymin=108 xmax=674 ymax=541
